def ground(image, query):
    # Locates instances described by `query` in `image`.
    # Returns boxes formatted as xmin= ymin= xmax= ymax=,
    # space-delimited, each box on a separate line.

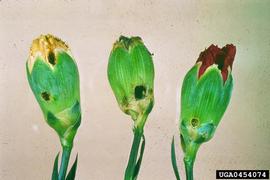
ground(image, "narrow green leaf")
xmin=171 ymin=136 xmax=181 ymax=180
xmin=65 ymin=154 xmax=78 ymax=180
xmin=133 ymin=135 xmax=146 ymax=180
xmin=51 ymin=152 xmax=60 ymax=180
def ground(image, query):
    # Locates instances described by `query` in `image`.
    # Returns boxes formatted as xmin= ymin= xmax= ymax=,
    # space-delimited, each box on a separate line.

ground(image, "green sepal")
xmin=171 ymin=136 xmax=181 ymax=180
xmin=51 ymin=152 xmax=60 ymax=180
xmin=27 ymin=51 xmax=81 ymax=147
xmin=27 ymin=51 xmax=80 ymax=116
xmin=107 ymin=36 xmax=154 ymax=126
xmin=179 ymin=63 xmax=233 ymax=179
xmin=65 ymin=154 xmax=78 ymax=180
xmin=180 ymin=64 xmax=233 ymax=144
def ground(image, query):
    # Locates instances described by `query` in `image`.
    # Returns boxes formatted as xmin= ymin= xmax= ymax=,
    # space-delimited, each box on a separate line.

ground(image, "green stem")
xmin=58 ymin=147 xmax=72 ymax=180
xmin=184 ymin=158 xmax=194 ymax=180
xmin=183 ymin=143 xmax=199 ymax=180
xmin=124 ymin=129 xmax=143 ymax=180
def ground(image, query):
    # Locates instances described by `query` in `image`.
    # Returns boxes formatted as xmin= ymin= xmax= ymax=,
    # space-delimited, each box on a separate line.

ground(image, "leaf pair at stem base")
xmin=52 ymin=148 xmax=78 ymax=180
xmin=124 ymin=129 xmax=146 ymax=180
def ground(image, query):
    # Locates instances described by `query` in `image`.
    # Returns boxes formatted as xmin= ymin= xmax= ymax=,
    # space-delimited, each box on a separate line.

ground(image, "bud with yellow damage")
xmin=26 ymin=34 xmax=80 ymax=180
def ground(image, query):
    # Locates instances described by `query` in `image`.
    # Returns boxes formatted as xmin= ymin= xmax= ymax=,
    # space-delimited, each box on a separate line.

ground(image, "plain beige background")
xmin=0 ymin=0 xmax=270 ymax=179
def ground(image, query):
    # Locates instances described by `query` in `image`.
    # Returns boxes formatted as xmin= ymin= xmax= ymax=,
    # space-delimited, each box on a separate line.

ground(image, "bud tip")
xmin=27 ymin=34 xmax=70 ymax=73
xmin=197 ymin=44 xmax=236 ymax=82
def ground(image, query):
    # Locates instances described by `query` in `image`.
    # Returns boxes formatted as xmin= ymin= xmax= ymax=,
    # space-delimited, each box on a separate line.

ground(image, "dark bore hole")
xmin=134 ymin=85 xmax=146 ymax=100
xmin=48 ymin=51 xmax=56 ymax=65
xmin=191 ymin=118 xmax=199 ymax=127
xmin=215 ymin=53 xmax=225 ymax=70
xmin=41 ymin=92 xmax=50 ymax=101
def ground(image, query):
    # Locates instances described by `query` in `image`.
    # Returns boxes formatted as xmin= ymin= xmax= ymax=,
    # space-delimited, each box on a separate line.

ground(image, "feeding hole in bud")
xmin=191 ymin=118 xmax=199 ymax=127
xmin=41 ymin=92 xmax=50 ymax=101
xmin=48 ymin=51 xmax=56 ymax=65
xmin=134 ymin=85 xmax=146 ymax=100
xmin=215 ymin=53 xmax=225 ymax=70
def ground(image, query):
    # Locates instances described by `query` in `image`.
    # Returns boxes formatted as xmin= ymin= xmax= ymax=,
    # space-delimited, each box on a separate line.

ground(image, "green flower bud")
xmin=180 ymin=44 xmax=236 ymax=164
xmin=107 ymin=36 xmax=154 ymax=130
xmin=26 ymin=34 xmax=81 ymax=148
